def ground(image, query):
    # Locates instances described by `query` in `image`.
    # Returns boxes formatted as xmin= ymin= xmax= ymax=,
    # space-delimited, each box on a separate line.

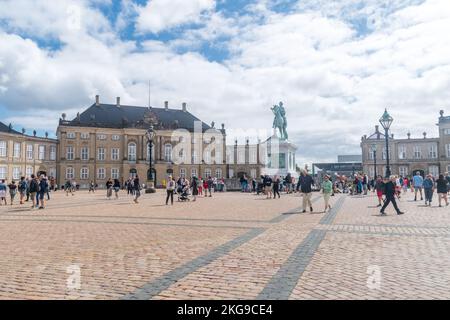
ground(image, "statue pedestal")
xmin=262 ymin=135 xmax=298 ymax=178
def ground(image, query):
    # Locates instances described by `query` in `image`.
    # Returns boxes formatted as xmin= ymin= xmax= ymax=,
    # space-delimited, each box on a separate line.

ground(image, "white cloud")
xmin=136 ymin=0 xmax=215 ymax=33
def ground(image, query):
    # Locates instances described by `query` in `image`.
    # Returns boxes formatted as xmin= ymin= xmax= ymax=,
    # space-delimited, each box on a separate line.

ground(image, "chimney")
xmin=165 ymin=101 xmax=169 ymax=110
xmin=391 ymin=133 xmax=394 ymax=139
xmin=182 ymin=102 xmax=187 ymax=112
xmin=423 ymin=132 xmax=427 ymax=139
xmin=116 ymin=97 xmax=120 ymax=108
xmin=95 ymin=95 xmax=100 ymax=106
xmin=407 ymin=132 xmax=411 ymax=139
xmin=375 ymin=125 xmax=379 ymax=133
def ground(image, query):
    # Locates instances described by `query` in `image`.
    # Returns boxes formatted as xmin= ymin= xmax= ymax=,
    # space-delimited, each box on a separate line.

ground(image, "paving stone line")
xmin=316 ymin=225 xmax=450 ymax=238
xmin=319 ymin=196 xmax=346 ymax=225
xmin=121 ymin=228 xmax=266 ymax=300
xmin=257 ymin=229 xmax=327 ymax=300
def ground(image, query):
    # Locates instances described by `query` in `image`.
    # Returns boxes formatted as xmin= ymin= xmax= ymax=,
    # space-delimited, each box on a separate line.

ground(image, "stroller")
xmin=178 ymin=186 xmax=190 ymax=202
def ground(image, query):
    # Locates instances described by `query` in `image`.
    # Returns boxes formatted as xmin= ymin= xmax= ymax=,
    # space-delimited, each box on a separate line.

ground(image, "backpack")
xmin=19 ymin=180 xmax=27 ymax=191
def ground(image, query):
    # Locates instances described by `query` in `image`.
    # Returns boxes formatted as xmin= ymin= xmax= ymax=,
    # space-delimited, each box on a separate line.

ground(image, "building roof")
xmin=61 ymin=103 xmax=213 ymax=132
xmin=0 ymin=121 xmax=20 ymax=134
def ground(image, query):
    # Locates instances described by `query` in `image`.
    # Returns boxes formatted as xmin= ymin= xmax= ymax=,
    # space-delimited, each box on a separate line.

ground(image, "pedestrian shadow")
xmin=367 ymin=205 xmax=381 ymax=208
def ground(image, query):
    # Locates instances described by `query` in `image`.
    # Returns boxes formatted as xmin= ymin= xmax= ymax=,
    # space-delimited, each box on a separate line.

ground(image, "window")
xmin=398 ymin=145 xmax=406 ymax=160
xmin=97 ymin=134 xmax=107 ymax=140
xmin=66 ymin=167 xmax=74 ymax=179
xmin=38 ymin=145 xmax=45 ymax=160
xmin=0 ymin=141 xmax=6 ymax=157
xmin=399 ymin=166 xmax=408 ymax=177
xmin=446 ymin=144 xmax=450 ymax=158
xmin=180 ymin=168 xmax=186 ymax=178
xmin=26 ymin=166 xmax=33 ymax=177
xmin=164 ymin=144 xmax=172 ymax=162
xmin=66 ymin=146 xmax=74 ymax=160
xmin=444 ymin=129 xmax=450 ymax=135
xmin=12 ymin=167 xmax=20 ymax=179
xmin=413 ymin=146 xmax=422 ymax=159
xmin=229 ymin=169 xmax=234 ymax=178
xmin=50 ymin=146 xmax=56 ymax=160
xmin=81 ymin=133 xmax=90 ymax=139
xmin=251 ymin=169 xmax=257 ymax=178
xmin=97 ymin=168 xmax=106 ymax=180
xmin=112 ymin=135 xmax=120 ymax=141
xmin=80 ymin=147 xmax=89 ymax=161
xmin=128 ymin=143 xmax=136 ymax=161
xmin=215 ymin=168 xmax=222 ymax=178
xmin=192 ymin=150 xmax=198 ymax=164
xmin=27 ymin=144 xmax=33 ymax=160
xmin=0 ymin=167 xmax=6 ymax=179
xmin=49 ymin=168 xmax=56 ymax=179
xmin=67 ymin=132 xmax=76 ymax=139
xmin=429 ymin=145 xmax=437 ymax=159
xmin=97 ymin=147 xmax=105 ymax=161
xmin=204 ymin=168 xmax=211 ymax=178
xmin=191 ymin=168 xmax=197 ymax=178
xmin=111 ymin=148 xmax=119 ymax=161
xmin=429 ymin=165 xmax=439 ymax=177
xmin=80 ymin=168 xmax=89 ymax=180
xmin=13 ymin=143 xmax=21 ymax=158
xmin=111 ymin=168 xmax=119 ymax=179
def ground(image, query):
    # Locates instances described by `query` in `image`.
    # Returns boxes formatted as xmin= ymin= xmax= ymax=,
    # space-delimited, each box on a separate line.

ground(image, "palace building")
xmin=56 ymin=96 xmax=264 ymax=188
xmin=361 ymin=110 xmax=450 ymax=178
xmin=0 ymin=121 xmax=57 ymax=181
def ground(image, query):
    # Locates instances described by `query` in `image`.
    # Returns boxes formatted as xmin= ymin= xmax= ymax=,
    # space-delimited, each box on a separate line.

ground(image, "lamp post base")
xmin=145 ymin=181 xmax=156 ymax=193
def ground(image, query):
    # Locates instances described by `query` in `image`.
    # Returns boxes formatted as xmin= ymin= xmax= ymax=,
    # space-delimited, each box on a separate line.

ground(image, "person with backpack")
xmin=28 ymin=174 xmax=39 ymax=209
xmin=0 ymin=180 xmax=7 ymax=205
xmin=8 ymin=181 xmax=17 ymax=206
xmin=38 ymin=176 xmax=49 ymax=210
xmin=133 ymin=175 xmax=141 ymax=204
xmin=18 ymin=176 xmax=27 ymax=204
xmin=166 ymin=176 xmax=175 ymax=205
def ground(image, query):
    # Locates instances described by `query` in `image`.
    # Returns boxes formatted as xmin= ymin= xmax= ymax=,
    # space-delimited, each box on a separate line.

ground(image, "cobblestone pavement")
xmin=0 ymin=189 xmax=449 ymax=299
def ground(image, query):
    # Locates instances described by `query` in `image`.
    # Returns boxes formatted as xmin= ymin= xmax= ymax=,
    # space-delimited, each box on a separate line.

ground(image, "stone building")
xmin=361 ymin=110 xmax=450 ymax=178
xmin=57 ymin=96 xmax=264 ymax=188
xmin=0 ymin=121 xmax=57 ymax=181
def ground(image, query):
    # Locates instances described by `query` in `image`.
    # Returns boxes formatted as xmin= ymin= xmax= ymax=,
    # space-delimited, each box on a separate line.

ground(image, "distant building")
xmin=313 ymin=154 xmax=362 ymax=180
xmin=0 ymin=122 xmax=57 ymax=181
xmin=338 ymin=155 xmax=362 ymax=163
xmin=361 ymin=110 xmax=450 ymax=178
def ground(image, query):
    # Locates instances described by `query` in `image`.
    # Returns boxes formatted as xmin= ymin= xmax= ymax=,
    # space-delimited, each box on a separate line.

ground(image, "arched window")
xmin=128 ymin=142 xmax=136 ymax=161
xmin=164 ymin=144 xmax=172 ymax=162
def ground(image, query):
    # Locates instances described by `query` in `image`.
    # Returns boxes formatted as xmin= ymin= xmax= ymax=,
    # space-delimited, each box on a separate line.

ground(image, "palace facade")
xmin=361 ymin=110 xmax=450 ymax=178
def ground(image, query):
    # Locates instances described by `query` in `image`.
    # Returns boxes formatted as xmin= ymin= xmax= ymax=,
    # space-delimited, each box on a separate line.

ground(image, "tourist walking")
xmin=191 ymin=176 xmax=199 ymax=202
xmin=89 ymin=180 xmax=95 ymax=193
xmin=380 ymin=176 xmax=405 ymax=215
xmin=263 ymin=175 xmax=273 ymax=199
xmin=113 ymin=179 xmax=121 ymax=199
xmin=423 ymin=174 xmax=434 ymax=206
xmin=65 ymin=180 xmax=74 ymax=196
xmin=38 ymin=175 xmax=48 ymax=209
xmin=8 ymin=181 xmax=17 ymax=205
xmin=299 ymin=170 xmax=315 ymax=213
xmin=133 ymin=175 xmax=141 ymax=203
xmin=322 ymin=175 xmax=333 ymax=212
xmin=18 ymin=176 xmax=27 ymax=204
xmin=375 ymin=175 xmax=384 ymax=207
xmin=106 ymin=178 xmax=113 ymax=200
xmin=273 ymin=177 xmax=281 ymax=199
xmin=166 ymin=176 xmax=175 ymax=205
xmin=28 ymin=175 xmax=39 ymax=209
xmin=206 ymin=176 xmax=213 ymax=197
xmin=413 ymin=172 xmax=424 ymax=201
xmin=436 ymin=174 xmax=449 ymax=207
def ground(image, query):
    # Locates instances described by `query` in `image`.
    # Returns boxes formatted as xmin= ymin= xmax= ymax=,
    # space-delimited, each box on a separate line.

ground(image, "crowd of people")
xmin=0 ymin=174 xmax=52 ymax=209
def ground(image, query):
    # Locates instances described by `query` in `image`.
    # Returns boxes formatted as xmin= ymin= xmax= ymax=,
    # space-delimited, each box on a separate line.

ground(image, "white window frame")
xmin=413 ymin=146 xmax=422 ymax=159
xmin=38 ymin=145 xmax=45 ymax=160
xmin=215 ymin=168 xmax=222 ymax=178
xmin=399 ymin=166 xmax=408 ymax=177
xmin=111 ymin=148 xmax=120 ymax=161
xmin=67 ymin=132 xmax=76 ymax=139
xmin=429 ymin=165 xmax=439 ymax=177
xmin=27 ymin=144 xmax=33 ymax=160
xmin=204 ymin=168 xmax=212 ymax=178
xmin=111 ymin=135 xmax=120 ymax=141
xmin=111 ymin=168 xmax=120 ymax=179
xmin=429 ymin=145 xmax=438 ymax=159
xmin=0 ymin=166 xmax=6 ymax=179
xmin=26 ymin=166 xmax=33 ymax=177
xmin=66 ymin=146 xmax=74 ymax=160
xmin=81 ymin=147 xmax=89 ymax=161
xmin=50 ymin=146 xmax=56 ymax=161
xmin=97 ymin=147 xmax=105 ymax=161
xmin=398 ymin=145 xmax=406 ymax=160
xmin=97 ymin=168 xmax=106 ymax=180
xmin=12 ymin=167 xmax=20 ymax=180
xmin=66 ymin=167 xmax=74 ymax=179
xmin=81 ymin=133 xmax=90 ymax=140
xmin=128 ymin=143 xmax=136 ymax=161
xmin=0 ymin=141 xmax=6 ymax=157
xmin=191 ymin=168 xmax=197 ymax=178
xmin=13 ymin=143 xmax=21 ymax=158
xmin=97 ymin=134 xmax=107 ymax=140
xmin=180 ymin=168 xmax=186 ymax=178
xmin=164 ymin=144 xmax=172 ymax=162
xmin=80 ymin=168 xmax=89 ymax=180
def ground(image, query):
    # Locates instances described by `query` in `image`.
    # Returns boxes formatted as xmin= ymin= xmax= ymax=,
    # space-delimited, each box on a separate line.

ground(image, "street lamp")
xmin=379 ymin=109 xmax=393 ymax=178
xmin=146 ymin=125 xmax=156 ymax=193
xmin=370 ymin=144 xmax=377 ymax=179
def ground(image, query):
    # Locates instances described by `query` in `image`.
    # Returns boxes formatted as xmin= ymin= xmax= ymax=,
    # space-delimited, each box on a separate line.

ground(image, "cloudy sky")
xmin=1 ymin=0 xmax=450 ymax=165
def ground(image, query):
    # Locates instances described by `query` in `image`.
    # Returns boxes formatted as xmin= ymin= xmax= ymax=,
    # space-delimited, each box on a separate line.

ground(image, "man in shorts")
xmin=412 ymin=171 xmax=424 ymax=201
xmin=28 ymin=174 xmax=39 ymax=209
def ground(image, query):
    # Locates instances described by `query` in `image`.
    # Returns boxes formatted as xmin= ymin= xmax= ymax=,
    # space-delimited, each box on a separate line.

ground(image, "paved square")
xmin=0 ymin=190 xmax=449 ymax=300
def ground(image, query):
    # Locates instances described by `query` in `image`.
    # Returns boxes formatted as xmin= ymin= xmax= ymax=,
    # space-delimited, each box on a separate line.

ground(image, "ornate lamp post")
xmin=146 ymin=125 xmax=156 ymax=193
xmin=379 ymin=109 xmax=393 ymax=178
xmin=370 ymin=144 xmax=377 ymax=179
